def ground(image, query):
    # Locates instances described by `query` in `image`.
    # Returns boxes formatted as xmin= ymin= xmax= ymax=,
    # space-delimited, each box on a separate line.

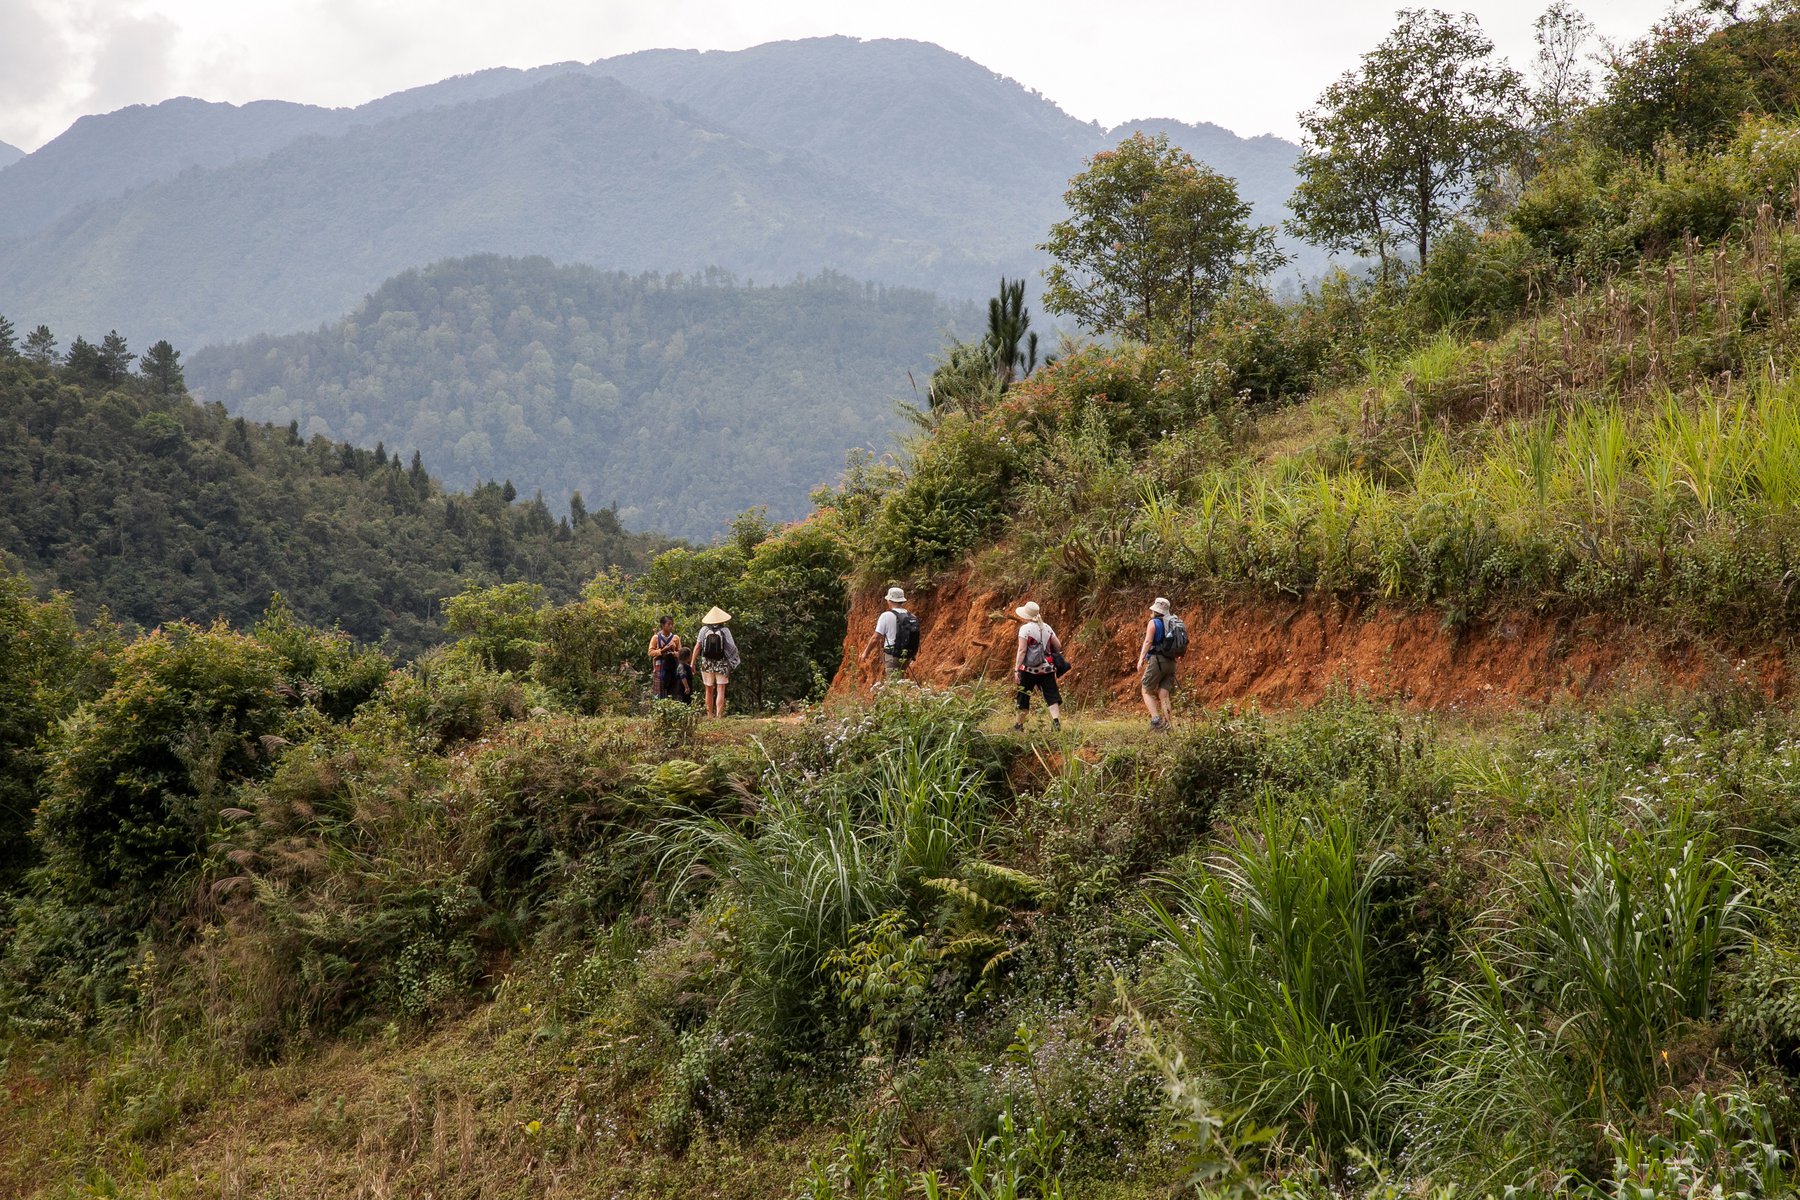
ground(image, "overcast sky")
xmin=2 ymin=0 xmax=1677 ymax=153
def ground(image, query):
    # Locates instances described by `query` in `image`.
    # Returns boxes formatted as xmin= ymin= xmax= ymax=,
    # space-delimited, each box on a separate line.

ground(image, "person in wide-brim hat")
xmin=864 ymin=586 xmax=917 ymax=680
xmin=1012 ymin=600 xmax=1062 ymax=732
xmin=690 ymin=606 xmax=739 ymax=717
xmin=1139 ymin=597 xmax=1179 ymax=733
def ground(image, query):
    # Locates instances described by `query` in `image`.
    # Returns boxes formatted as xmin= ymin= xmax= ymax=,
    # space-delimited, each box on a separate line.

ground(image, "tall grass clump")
xmin=1149 ymin=799 xmax=1411 ymax=1176
xmin=1415 ymin=808 xmax=1753 ymax=1186
xmin=670 ymin=703 xmax=999 ymax=1042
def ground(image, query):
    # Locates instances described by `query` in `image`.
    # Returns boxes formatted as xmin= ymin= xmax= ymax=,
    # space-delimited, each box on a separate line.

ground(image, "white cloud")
xmin=0 ymin=0 xmax=1677 ymax=152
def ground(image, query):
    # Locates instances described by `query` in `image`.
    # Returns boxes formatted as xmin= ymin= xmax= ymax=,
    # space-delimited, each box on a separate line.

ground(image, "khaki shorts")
xmin=1140 ymin=654 xmax=1176 ymax=692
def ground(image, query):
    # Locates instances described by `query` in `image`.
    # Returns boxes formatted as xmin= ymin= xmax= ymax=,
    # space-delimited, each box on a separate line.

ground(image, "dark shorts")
xmin=1141 ymin=654 xmax=1176 ymax=692
xmin=1016 ymin=670 xmax=1062 ymax=710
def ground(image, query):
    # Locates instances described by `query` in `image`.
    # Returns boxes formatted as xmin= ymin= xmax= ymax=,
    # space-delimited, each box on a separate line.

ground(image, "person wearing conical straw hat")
xmin=688 ymin=605 xmax=740 ymax=718
xmin=860 ymin=586 xmax=920 ymax=681
xmin=1012 ymin=600 xmax=1062 ymax=732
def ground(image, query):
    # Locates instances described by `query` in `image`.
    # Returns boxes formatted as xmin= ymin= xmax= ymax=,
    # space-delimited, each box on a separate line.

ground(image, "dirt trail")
xmin=831 ymin=568 xmax=1791 ymax=710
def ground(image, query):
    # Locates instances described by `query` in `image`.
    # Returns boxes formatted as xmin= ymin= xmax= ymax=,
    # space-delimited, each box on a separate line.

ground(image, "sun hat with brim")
xmin=1014 ymin=601 xmax=1041 ymax=622
xmin=886 ymin=586 xmax=907 ymax=604
xmin=1150 ymin=597 xmax=1173 ymax=616
xmin=702 ymin=606 xmax=732 ymax=625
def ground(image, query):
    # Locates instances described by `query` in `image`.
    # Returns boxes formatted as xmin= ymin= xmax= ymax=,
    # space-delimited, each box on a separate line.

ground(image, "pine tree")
xmin=22 ymin=325 xmax=56 ymax=366
xmin=0 ymin=315 xmax=15 ymax=359
xmin=97 ymin=330 xmax=132 ymax=383
xmin=502 ymin=479 xmax=518 ymax=504
xmin=139 ymin=340 xmax=185 ymax=395
xmin=65 ymin=336 xmax=102 ymax=381
xmin=569 ymin=491 xmax=588 ymax=527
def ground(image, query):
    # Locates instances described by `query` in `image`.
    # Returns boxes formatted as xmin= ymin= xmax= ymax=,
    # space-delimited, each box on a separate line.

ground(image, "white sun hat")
xmin=886 ymin=586 xmax=907 ymax=604
xmin=1150 ymin=597 xmax=1173 ymax=616
xmin=1014 ymin=600 xmax=1041 ymax=622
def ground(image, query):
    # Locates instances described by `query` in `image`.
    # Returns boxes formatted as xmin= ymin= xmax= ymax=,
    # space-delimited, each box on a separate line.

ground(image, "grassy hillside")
xmin=186 ymin=258 xmax=977 ymax=538
xmin=0 ymin=352 xmax=665 ymax=656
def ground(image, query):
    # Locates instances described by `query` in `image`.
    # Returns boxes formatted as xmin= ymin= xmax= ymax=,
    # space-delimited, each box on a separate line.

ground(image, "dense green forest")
xmin=0 ymin=343 xmax=667 ymax=656
xmin=187 ymin=259 xmax=974 ymax=537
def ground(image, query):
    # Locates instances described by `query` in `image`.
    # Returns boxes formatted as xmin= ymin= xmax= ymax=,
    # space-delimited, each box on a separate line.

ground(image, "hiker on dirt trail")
xmin=648 ymin=615 xmax=688 ymax=701
xmin=1013 ymin=600 xmax=1063 ymax=732
xmin=860 ymin=586 xmax=921 ymax=680
xmin=1138 ymin=597 xmax=1187 ymax=733
xmin=689 ymin=606 xmax=740 ymax=718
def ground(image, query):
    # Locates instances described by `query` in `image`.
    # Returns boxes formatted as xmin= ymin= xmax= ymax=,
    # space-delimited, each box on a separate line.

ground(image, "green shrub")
xmin=0 ymin=571 xmax=108 ymax=895
xmin=869 ymin=414 xmax=1016 ymax=578
xmin=441 ymin=581 xmax=548 ymax=674
xmin=533 ymin=583 xmax=659 ymax=714
xmin=34 ymin=621 xmax=290 ymax=907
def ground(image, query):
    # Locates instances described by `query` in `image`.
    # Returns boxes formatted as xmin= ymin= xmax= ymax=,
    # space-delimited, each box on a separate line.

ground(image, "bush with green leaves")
xmin=0 ymin=571 xmax=110 ymax=894
xmin=32 ymin=621 xmax=292 ymax=908
xmin=441 ymin=580 xmax=548 ymax=674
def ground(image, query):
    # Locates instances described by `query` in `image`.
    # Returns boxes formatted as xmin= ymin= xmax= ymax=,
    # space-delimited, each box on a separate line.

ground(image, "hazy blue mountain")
xmin=186 ymin=256 xmax=975 ymax=537
xmin=0 ymin=140 xmax=22 ymax=171
xmin=0 ymin=73 xmax=946 ymax=349
xmin=0 ymin=38 xmax=1307 ymax=351
xmin=0 ymin=98 xmax=343 ymax=239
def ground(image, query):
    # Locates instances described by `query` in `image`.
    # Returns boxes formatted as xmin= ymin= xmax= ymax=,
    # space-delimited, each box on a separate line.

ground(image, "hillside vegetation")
xmin=16 ymin=7 xmax=1800 ymax=1200
xmin=0 ymin=350 xmax=665 ymax=656
xmin=0 ymin=38 xmax=1306 ymax=349
xmin=187 ymin=259 xmax=976 ymax=537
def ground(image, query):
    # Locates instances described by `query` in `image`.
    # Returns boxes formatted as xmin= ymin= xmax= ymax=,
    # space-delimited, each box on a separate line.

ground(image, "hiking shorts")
xmin=701 ymin=666 xmax=730 ymax=686
xmin=883 ymin=652 xmax=906 ymax=677
xmin=1141 ymin=654 xmax=1176 ymax=693
xmin=1016 ymin=670 xmax=1062 ymax=710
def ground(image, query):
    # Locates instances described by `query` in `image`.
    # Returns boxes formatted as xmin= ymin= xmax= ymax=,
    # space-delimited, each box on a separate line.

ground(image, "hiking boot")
xmin=1150 ymin=717 xmax=1164 ymax=733
xmin=1013 ymin=716 xmax=1025 ymax=732
xmin=1051 ymin=717 xmax=1061 ymax=731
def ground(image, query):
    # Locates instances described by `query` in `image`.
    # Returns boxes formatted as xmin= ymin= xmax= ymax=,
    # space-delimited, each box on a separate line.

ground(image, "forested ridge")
xmin=0 ymin=348 xmax=666 ymax=656
xmin=187 ymin=258 xmax=975 ymax=537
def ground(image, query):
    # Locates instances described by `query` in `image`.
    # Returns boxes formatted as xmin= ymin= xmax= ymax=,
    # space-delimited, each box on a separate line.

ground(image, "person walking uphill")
xmin=860 ymin=586 xmax=921 ymax=680
xmin=1138 ymin=597 xmax=1187 ymax=732
xmin=689 ymin=606 xmax=740 ymax=718
xmin=1013 ymin=600 xmax=1063 ymax=732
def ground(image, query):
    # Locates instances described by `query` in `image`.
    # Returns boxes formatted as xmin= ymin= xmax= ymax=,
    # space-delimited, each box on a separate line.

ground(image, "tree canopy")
xmin=1043 ymin=133 xmax=1284 ymax=353
xmin=1287 ymin=9 xmax=1525 ymax=278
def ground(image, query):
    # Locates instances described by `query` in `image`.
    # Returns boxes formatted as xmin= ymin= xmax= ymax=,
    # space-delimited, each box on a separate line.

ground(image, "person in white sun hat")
xmin=861 ymin=585 xmax=921 ymax=680
xmin=688 ymin=605 xmax=740 ymax=718
xmin=1138 ymin=597 xmax=1187 ymax=733
xmin=1012 ymin=600 xmax=1063 ymax=732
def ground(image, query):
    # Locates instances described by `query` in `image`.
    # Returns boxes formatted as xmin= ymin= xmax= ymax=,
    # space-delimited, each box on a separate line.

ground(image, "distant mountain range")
xmin=186 ymin=256 xmax=976 ymax=537
xmin=0 ymin=38 xmax=1309 ymax=351
xmin=0 ymin=140 xmax=22 ymax=171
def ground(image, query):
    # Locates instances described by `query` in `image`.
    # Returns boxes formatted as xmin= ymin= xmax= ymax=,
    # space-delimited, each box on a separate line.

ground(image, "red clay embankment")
xmin=830 ymin=568 xmax=1792 ymax=710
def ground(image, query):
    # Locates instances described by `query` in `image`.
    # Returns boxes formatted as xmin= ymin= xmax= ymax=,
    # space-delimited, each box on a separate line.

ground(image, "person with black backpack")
xmin=1137 ymin=597 xmax=1187 ymax=733
xmin=861 ymin=586 xmax=921 ymax=680
xmin=1013 ymin=600 xmax=1064 ymax=732
xmin=688 ymin=605 xmax=740 ymax=718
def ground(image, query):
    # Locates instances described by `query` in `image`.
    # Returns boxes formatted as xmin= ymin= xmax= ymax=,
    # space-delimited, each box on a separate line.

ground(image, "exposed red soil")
xmin=831 ymin=567 xmax=1792 ymax=710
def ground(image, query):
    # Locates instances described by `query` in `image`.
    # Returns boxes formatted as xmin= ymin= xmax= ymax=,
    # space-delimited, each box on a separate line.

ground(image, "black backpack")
xmin=1160 ymin=614 xmax=1189 ymax=658
xmin=699 ymin=626 xmax=729 ymax=663
xmin=891 ymin=610 xmax=921 ymax=659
